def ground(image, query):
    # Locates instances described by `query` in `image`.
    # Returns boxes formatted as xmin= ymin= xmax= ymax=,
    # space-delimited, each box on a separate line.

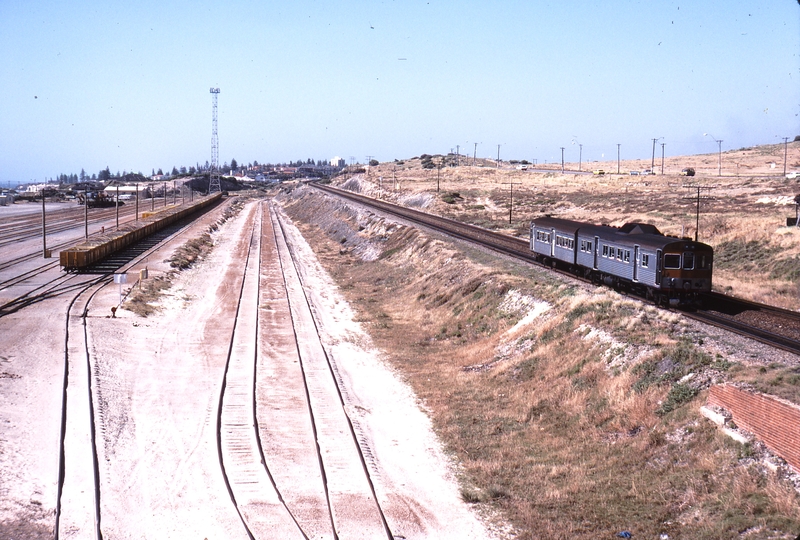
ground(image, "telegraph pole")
xmin=504 ymin=182 xmax=521 ymax=224
xmin=497 ymin=144 xmax=500 ymax=168
xmin=560 ymin=147 xmax=565 ymax=173
xmin=473 ymin=142 xmax=477 ymax=166
xmin=41 ymin=189 xmax=47 ymax=257
xmin=651 ymin=138 xmax=658 ymax=170
xmin=456 ymin=145 xmax=460 ymax=166
xmin=783 ymin=137 xmax=789 ymax=176
xmin=661 ymin=143 xmax=666 ymax=175
xmin=579 ymin=144 xmax=583 ymax=172
xmin=617 ymin=143 xmax=621 ymax=174
xmin=683 ymin=184 xmax=715 ymax=241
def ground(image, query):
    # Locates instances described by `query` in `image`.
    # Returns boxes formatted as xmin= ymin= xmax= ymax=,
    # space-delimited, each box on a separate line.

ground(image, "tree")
xmin=180 ymin=166 xmax=187 ymax=174
xmin=369 ymin=159 xmax=379 ymax=167
xmin=253 ymin=160 xmax=259 ymax=167
xmin=230 ymin=158 xmax=238 ymax=170
xmin=189 ymin=166 xmax=196 ymax=174
xmin=171 ymin=166 xmax=179 ymax=175
xmin=80 ymin=168 xmax=86 ymax=181
xmin=98 ymin=167 xmax=111 ymax=181
xmin=157 ymin=168 xmax=163 ymax=175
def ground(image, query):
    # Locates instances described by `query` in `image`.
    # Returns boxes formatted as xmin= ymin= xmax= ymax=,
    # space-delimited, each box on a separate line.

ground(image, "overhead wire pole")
xmin=560 ymin=147 xmax=565 ymax=173
xmin=496 ymin=144 xmax=500 ymax=168
xmin=209 ymin=87 xmax=221 ymax=193
xmin=617 ymin=144 xmax=621 ymax=174
xmin=661 ymin=143 xmax=666 ymax=175
xmin=683 ymin=184 xmax=715 ymax=242
xmin=503 ymin=182 xmax=521 ymax=224
xmin=651 ymin=138 xmax=658 ymax=170
xmin=783 ymin=137 xmax=789 ymax=176
xmin=473 ymin=142 xmax=477 ymax=166
xmin=704 ymin=133 xmax=723 ymax=176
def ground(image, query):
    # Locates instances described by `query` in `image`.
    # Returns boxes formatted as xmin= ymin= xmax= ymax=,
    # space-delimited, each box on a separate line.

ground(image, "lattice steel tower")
xmin=209 ymin=87 xmax=221 ymax=193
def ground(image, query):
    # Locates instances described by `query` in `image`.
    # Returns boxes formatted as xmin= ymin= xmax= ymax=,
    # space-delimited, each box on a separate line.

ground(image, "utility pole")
xmin=783 ymin=137 xmax=790 ymax=176
xmin=41 ymin=189 xmax=47 ymax=257
xmin=503 ymin=182 xmax=521 ymax=224
xmin=366 ymin=155 xmax=374 ymax=177
xmin=116 ymin=183 xmax=120 ymax=229
xmin=617 ymin=143 xmax=621 ymax=174
xmin=497 ymin=144 xmax=500 ymax=168
xmin=651 ymin=138 xmax=658 ymax=170
xmin=661 ymin=143 xmax=665 ymax=175
xmin=473 ymin=142 xmax=477 ymax=166
xmin=456 ymin=145 xmax=460 ymax=167
xmin=135 ymin=183 xmax=139 ymax=221
xmin=436 ymin=161 xmax=442 ymax=192
xmin=579 ymin=144 xmax=583 ymax=172
xmin=84 ymin=185 xmax=88 ymax=239
xmin=560 ymin=147 xmax=565 ymax=173
xmin=683 ymin=184 xmax=715 ymax=241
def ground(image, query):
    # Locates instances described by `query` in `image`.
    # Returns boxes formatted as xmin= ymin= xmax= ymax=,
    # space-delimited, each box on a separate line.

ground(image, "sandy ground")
xmin=0 ymin=195 xmax=503 ymax=538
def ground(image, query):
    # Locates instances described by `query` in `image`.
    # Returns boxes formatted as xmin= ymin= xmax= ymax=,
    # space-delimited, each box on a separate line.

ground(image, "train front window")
xmin=664 ymin=254 xmax=681 ymax=269
xmin=683 ymin=252 xmax=695 ymax=270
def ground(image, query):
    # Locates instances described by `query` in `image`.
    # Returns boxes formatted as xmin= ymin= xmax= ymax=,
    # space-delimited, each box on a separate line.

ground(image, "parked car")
xmin=680 ymin=167 xmax=696 ymax=177
xmin=641 ymin=169 xmax=655 ymax=175
xmin=787 ymin=172 xmax=798 ymax=180
xmin=593 ymin=169 xmax=605 ymax=176
xmin=629 ymin=170 xmax=640 ymax=176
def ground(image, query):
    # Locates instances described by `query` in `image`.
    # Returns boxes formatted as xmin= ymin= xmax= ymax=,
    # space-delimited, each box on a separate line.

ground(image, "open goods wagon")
xmin=59 ymin=192 xmax=222 ymax=270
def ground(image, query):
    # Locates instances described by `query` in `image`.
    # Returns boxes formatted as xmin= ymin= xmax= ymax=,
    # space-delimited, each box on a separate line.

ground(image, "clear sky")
xmin=2 ymin=1 xmax=799 ymax=184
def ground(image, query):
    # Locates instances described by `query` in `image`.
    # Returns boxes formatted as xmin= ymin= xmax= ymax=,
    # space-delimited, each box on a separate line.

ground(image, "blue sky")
xmin=2 ymin=1 xmax=798 ymax=184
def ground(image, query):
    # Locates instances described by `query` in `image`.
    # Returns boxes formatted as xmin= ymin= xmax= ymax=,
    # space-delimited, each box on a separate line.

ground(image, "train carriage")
xmin=530 ymin=216 xmax=713 ymax=306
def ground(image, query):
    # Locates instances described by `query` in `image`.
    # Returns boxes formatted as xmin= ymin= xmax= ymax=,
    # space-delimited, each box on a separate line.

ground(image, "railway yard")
xmin=0 ymin=193 xmax=497 ymax=539
xmin=3 ymin=143 xmax=800 ymax=539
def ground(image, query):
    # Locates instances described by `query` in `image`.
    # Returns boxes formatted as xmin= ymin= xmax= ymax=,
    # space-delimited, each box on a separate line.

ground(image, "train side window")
xmin=642 ymin=254 xmax=650 ymax=268
xmin=587 ymin=241 xmax=592 ymax=252
xmin=616 ymin=248 xmax=623 ymax=260
xmin=683 ymin=252 xmax=695 ymax=270
xmin=624 ymin=250 xmax=630 ymax=263
xmin=602 ymin=245 xmax=608 ymax=257
xmin=664 ymin=254 xmax=681 ymax=269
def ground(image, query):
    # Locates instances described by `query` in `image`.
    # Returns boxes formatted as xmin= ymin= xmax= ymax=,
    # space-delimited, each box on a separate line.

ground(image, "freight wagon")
xmin=60 ymin=192 xmax=222 ymax=270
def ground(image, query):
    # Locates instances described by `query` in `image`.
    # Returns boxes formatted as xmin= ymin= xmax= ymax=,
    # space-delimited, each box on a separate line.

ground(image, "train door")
xmin=655 ymin=249 xmax=662 ymax=283
xmin=593 ymin=236 xmax=599 ymax=269
xmin=633 ymin=245 xmax=640 ymax=282
xmin=550 ymin=229 xmax=555 ymax=257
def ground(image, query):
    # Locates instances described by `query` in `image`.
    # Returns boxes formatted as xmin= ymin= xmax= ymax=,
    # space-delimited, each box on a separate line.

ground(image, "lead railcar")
xmin=530 ymin=216 xmax=713 ymax=306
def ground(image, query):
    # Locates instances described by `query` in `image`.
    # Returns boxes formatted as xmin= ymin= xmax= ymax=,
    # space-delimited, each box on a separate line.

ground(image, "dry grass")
xmin=280 ymin=174 xmax=800 ymax=539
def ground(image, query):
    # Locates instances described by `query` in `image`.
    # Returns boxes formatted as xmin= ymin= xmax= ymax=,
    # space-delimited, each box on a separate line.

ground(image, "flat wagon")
xmin=59 ymin=192 xmax=222 ymax=270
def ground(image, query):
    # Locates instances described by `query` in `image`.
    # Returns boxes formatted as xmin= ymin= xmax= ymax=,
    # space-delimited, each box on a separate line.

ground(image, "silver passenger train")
xmin=530 ymin=216 xmax=713 ymax=306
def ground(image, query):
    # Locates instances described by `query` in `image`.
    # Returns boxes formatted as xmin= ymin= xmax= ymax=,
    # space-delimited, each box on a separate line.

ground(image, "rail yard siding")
xmin=708 ymin=384 xmax=800 ymax=472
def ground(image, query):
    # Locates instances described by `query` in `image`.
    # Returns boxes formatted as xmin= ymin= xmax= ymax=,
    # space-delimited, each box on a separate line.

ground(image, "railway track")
xmin=49 ymin=200 xmax=229 ymax=538
xmin=310 ymin=182 xmax=800 ymax=356
xmin=216 ymin=201 xmax=393 ymax=539
xmin=56 ymin=276 xmax=110 ymax=540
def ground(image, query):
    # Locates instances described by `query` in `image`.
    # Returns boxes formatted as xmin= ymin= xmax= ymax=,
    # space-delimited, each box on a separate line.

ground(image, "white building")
xmin=330 ymin=156 xmax=345 ymax=167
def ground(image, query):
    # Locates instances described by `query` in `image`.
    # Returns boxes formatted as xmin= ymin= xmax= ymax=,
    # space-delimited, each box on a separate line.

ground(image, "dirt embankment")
xmin=278 ymin=183 xmax=800 ymax=540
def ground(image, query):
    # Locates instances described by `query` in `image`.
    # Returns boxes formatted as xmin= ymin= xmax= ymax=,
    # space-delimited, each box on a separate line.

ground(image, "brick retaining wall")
xmin=707 ymin=384 xmax=800 ymax=472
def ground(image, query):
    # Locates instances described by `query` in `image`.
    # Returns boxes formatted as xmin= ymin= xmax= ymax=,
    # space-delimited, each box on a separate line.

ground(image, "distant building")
xmin=330 ymin=156 xmax=345 ymax=167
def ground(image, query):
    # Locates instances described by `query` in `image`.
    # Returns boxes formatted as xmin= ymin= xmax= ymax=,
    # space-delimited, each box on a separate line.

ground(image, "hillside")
xmin=276 ymin=142 xmax=800 ymax=538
